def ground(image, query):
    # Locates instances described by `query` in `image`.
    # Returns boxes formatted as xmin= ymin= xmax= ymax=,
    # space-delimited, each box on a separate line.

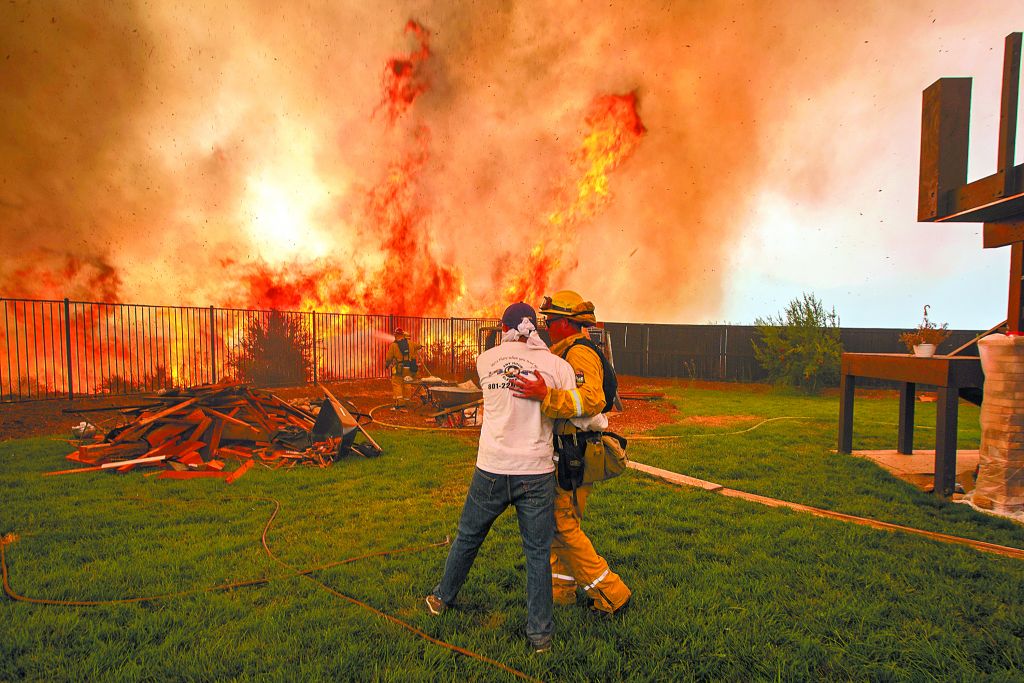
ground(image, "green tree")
xmin=229 ymin=311 xmax=312 ymax=386
xmin=752 ymin=292 xmax=841 ymax=393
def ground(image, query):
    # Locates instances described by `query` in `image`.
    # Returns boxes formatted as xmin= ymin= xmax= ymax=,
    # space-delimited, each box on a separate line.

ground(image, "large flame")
xmin=0 ymin=7 xmax=651 ymax=320
xmin=214 ymin=20 xmax=463 ymax=315
xmin=504 ymin=93 xmax=645 ymax=306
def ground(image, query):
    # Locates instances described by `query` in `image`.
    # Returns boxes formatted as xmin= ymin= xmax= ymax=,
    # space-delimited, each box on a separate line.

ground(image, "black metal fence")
xmin=0 ymin=298 xmax=497 ymax=401
xmin=0 ymin=296 xmax=988 ymax=402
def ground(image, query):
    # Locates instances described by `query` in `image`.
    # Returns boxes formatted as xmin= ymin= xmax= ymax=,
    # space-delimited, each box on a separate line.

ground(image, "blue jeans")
xmin=433 ymin=468 xmax=556 ymax=646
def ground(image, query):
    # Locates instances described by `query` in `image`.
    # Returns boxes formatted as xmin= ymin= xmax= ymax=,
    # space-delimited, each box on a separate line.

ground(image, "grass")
xmin=1 ymin=383 xmax=1023 ymax=681
xmin=631 ymin=383 xmax=1024 ymax=547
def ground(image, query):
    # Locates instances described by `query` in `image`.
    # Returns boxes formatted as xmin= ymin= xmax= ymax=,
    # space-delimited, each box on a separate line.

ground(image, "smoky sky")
xmin=1 ymin=0 xmax=950 ymax=322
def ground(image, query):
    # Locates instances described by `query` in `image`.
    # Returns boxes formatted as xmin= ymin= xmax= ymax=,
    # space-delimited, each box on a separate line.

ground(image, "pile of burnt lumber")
xmin=48 ymin=382 xmax=380 ymax=482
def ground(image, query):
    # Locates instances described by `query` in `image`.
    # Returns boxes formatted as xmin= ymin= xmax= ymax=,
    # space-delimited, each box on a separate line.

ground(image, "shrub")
xmin=229 ymin=311 xmax=312 ymax=386
xmin=752 ymin=292 xmax=841 ymax=393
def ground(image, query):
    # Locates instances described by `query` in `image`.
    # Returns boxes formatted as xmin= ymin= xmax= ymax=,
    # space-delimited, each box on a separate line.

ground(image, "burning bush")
xmin=229 ymin=311 xmax=312 ymax=386
xmin=101 ymin=366 xmax=173 ymax=394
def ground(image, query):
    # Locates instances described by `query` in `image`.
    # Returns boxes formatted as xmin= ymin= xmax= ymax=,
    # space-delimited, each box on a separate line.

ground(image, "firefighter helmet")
xmin=539 ymin=290 xmax=597 ymax=325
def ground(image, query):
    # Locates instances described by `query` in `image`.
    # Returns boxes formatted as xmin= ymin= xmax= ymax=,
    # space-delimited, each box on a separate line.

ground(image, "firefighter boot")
xmin=550 ymin=485 xmax=631 ymax=614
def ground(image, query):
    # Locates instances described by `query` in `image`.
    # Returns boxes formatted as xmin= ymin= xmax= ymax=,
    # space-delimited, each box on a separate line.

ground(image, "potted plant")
xmin=899 ymin=305 xmax=951 ymax=357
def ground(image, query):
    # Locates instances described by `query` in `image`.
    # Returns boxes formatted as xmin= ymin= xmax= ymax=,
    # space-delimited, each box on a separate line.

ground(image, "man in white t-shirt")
xmin=425 ymin=302 xmax=576 ymax=653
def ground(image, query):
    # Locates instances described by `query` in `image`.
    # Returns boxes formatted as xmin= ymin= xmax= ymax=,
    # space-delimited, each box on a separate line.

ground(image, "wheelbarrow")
xmin=427 ymin=386 xmax=483 ymax=428
xmin=409 ymin=376 xmax=451 ymax=405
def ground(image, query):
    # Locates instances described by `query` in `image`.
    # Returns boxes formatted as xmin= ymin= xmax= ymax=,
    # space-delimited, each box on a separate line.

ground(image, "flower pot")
xmin=912 ymin=343 xmax=936 ymax=357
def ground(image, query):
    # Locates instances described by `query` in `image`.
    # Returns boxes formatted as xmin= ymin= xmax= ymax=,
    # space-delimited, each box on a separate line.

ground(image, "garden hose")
xmin=628 ymin=416 xmax=945 ymax=440
xmin=626 ymin=415 xmax=818 ymax=440
xmin=0 ymin=497 xmax=540 ymax=683
xmin=256 ymin=498 xmax=540 ymax=683
xmin=368 ymin=403 xmax=481 ymax=433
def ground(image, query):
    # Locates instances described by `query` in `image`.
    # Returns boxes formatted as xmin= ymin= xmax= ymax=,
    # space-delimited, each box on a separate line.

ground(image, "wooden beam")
xmin=937 ymin=171 xmax=1024 ymax=222
xmin=205 ymin=407 xmax=260 ymax=432
xmin=1010 ymin=242 xmax=1024 ymax=334
xmin=840 ymin=353 xmax=984 ymax=388
xmin=225 ymin=459 xmax=255 ymax=484
xmin=983 ymin=220 xmax=1024 ymax=248
xmin=837 ymin=374 xmax=855 ymax=454
xmin=629 ymin=461 xmax=1024 ymax=560
xmin=897 ymin=383 xmax=915 ymax=455
xmin=947 ymin=320 xmax=1008 ymax=356
xmin=998 ymin=33 xmax=1022 ymax=198
xmin=933 ymin=388 xmax=959 ymax=497
xmin=918 ymin=77 xmax=971 ymax=221
xmin=929 ymin=34 xmax=1023 ymax=222
xmin=157 ymin=471 xmax=229 ymax=480
xmin=136 ymin=397 xmax=198 ymax=427
xmin=43 ymin=455 xmax=168 ymax=477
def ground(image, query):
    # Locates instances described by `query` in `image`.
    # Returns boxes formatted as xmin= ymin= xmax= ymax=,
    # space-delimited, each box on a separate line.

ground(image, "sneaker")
xmin=531 ymin=639 xmax=552 ymax=654
xmin=424 ymin=594 xmax=446 ymax=616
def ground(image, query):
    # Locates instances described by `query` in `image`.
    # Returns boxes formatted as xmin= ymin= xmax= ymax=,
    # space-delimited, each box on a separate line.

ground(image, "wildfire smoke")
xmin=0 ymin=1 xmax=945 ymax=322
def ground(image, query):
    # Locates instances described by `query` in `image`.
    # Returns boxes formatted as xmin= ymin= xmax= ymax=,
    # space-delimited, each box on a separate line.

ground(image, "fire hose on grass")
xmin=0 ymin=497 xmax=540 ymax=683
xmin=363 ymin=411 xmax=1024 ymax=561
xmin=368 ymin=402 xmax=482 ymax=432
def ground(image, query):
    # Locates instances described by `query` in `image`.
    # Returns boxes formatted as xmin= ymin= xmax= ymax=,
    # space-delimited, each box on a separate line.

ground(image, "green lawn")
xmin=2 ymin=384 xmax=1023 ymax=681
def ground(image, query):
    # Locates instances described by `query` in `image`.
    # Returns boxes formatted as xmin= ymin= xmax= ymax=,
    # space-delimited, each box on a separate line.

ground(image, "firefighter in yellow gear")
xmin=511 ymin=290 xmax=632 ymax=615
xmin=385 ymin=327 xmax=422 ymax=409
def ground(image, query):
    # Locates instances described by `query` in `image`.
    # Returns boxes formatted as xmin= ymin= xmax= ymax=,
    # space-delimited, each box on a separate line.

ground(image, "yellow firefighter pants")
xmin=390 ymin=372 xmax=415 ymax=406
xmin=550 ymin=484 xmax=631 ymax=613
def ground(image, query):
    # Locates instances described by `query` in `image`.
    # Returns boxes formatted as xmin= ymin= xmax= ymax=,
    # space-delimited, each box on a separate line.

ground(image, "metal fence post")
xmin=450 ymin=317 xmax=455 ymax=374
xmin=209 ymin=306 xmax=217 ymax=384
xmin=720 ymin=326 xmax=727 ymax=380
xmin=63 ymin=298 xmax=74 ymax=400
xmin=643 ymin=325 xmax=650 ymax=376
xmin=311 ymin=310 xmax=318 ymax=384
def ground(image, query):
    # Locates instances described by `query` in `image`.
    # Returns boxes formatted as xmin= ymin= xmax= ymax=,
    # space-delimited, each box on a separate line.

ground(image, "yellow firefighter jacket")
xmin=542 ymin=332 xmax=605 ymax=421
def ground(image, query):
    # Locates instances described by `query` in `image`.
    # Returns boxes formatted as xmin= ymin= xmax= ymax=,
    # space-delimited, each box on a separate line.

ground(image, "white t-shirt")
xmin=475 ymin=341 xmax=577 ymax=475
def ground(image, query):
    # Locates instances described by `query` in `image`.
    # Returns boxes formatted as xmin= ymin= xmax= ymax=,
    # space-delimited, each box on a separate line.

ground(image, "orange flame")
xmin=505 ymin=93 xmax=645 ymax=306
xmin=378 ymin=20 xmax=431 ymax=124
xmin=215 ymin=20 xmax=464 ymax=317
xmin=0 ymin=18 xmax=652 ymax=397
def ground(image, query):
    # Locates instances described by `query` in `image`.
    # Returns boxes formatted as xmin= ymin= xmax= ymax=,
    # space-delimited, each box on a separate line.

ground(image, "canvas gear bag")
xmin=583 ymin=431 xmax=628 ymax=484
xmin=554 ymin=429 xmax=628 ymax=491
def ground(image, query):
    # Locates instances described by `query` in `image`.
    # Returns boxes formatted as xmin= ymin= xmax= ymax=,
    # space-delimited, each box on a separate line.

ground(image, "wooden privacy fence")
xmin=0 ymin=297 xmax=985 ymax=401
xmin=602 ymin=322 xmax=985 ymax=384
